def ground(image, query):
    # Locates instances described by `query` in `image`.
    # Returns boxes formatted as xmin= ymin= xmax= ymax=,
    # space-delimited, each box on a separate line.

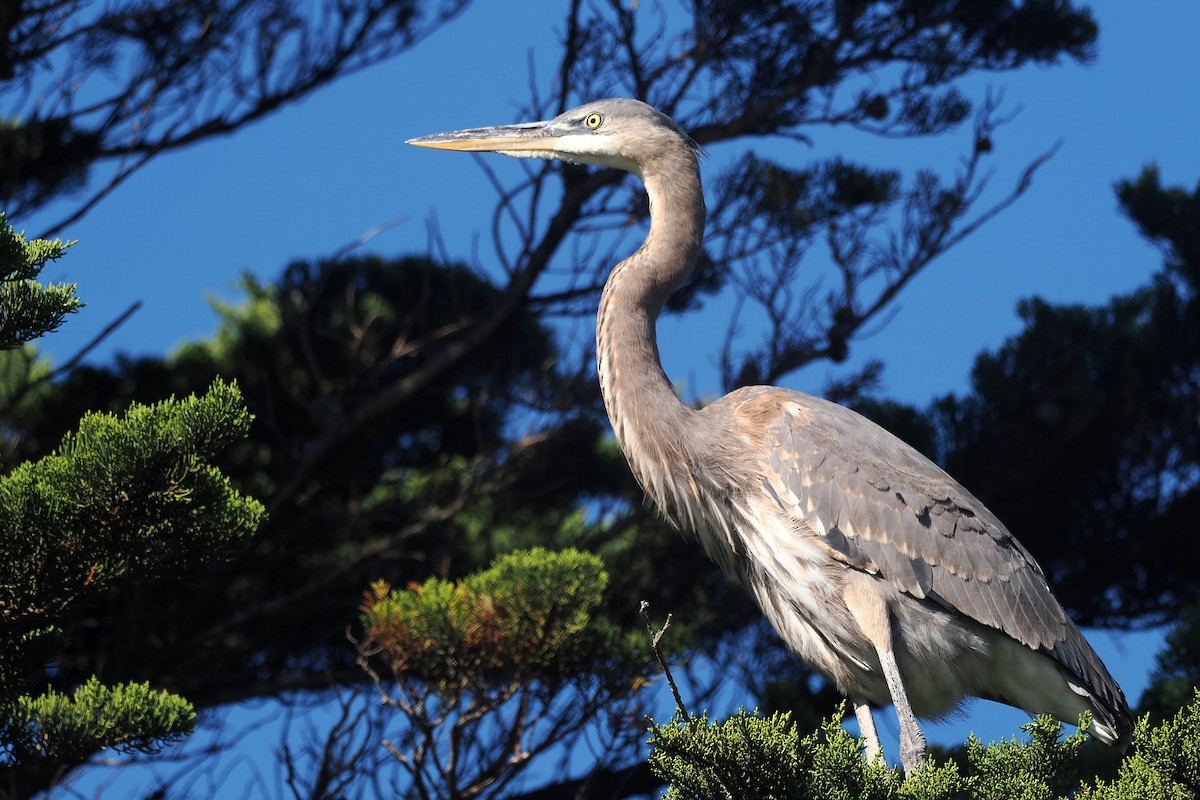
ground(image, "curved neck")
xmin=596 ymin=151 xmax=706 ymax=510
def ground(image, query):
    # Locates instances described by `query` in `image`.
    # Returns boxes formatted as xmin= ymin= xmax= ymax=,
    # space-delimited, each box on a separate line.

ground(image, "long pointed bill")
xmin=405 ymin=120 xmax=562 ymax=159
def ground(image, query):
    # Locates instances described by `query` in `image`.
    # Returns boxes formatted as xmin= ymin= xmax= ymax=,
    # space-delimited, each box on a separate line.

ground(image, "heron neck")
xmin=596 ymin=157 xmax=706 ymax=508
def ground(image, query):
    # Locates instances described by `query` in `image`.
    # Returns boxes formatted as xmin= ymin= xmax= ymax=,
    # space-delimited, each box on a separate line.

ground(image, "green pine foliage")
xmin=1079 ymin=690 xmax=1200 ymax=800
xmin=0 ymin=219 xmax=265 ymax=790
xmin=958 ymin=715 xmax=1090 ymax=800
xmin=648 ymin=706 xmax=901 ymax=800
xmin=0 ymin=213 xmax=79 ymax=349
xmin=361 ymin=547 xmax=642 ymax=688
xmin=358 ymin=548 xmax=649 ymax=798
xmin=0 ymin=379 xmax=265 ymax=630
xmin=1 ymin=380 xmax=265 ymax=771
xmin=647 ymin=695 xmax=1200 ymax=800
xmin=3 ymin=678 xmax=194 ymax=763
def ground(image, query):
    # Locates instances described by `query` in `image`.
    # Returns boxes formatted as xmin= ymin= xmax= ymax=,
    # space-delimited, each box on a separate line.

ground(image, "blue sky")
xmin=20 ymin=0 xmax=1200 ymax=789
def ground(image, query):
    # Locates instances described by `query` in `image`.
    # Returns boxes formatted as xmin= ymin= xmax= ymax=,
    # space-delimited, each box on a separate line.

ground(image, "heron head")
xmin=405 ymin=98 xmax=699 ymax=178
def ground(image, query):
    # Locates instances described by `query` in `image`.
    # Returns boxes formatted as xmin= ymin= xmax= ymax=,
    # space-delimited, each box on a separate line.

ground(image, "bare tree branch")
xmin=1 ymin=0 xmax=473 ymax=234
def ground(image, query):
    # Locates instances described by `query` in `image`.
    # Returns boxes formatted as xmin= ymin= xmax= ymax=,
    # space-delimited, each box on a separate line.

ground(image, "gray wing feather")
xmin=731 ymin=386 xmax=1128 ymax=741
xmin=762 ymin=392 xmax=1070 ymax=651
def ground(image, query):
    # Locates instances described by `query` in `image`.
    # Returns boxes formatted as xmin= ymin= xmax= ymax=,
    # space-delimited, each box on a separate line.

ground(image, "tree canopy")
xmin=0 ymin=217 xmax=264 ymax=797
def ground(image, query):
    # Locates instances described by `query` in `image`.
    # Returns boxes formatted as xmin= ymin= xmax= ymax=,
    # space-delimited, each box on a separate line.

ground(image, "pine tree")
xmin=356 ymin=547 xmax=649 ymax=799
xmin=0 ymin=216 xmax=266 ymax=797
xmin=647 ymin=698 xmax=1200 ymax=800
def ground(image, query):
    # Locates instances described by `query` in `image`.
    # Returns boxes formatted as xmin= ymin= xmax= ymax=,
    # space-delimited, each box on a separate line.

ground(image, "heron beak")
xmin=405 ymin=120 xmax=558 ymax=154
xmin=407 ymin=115 xmax=629 ymax=171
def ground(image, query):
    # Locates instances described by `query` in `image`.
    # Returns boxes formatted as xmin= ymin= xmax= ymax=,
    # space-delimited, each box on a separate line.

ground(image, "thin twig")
xmin=639 ymin=601 xmax=690 ymax=720
xmin=328 ymin=216 xmax=409 ymax=261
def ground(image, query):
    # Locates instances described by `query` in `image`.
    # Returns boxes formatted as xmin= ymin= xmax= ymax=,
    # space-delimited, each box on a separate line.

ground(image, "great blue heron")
xmin=407 ymin=98 xmax=1133 ymax=773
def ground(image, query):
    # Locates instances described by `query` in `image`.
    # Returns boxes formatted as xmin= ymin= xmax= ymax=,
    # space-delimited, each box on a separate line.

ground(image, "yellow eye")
xmin=585 ymin=112 xmax=603 ymax=129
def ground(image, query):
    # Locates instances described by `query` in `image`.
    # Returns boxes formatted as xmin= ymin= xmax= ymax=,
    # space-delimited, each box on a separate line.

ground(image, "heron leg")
xmin=843 ymin=575 xmax=927 ymax=774
xmin=853 ymin=700 xmax=882 ymax=764
xmin=876 ymin=644 xmax=927 ymax=773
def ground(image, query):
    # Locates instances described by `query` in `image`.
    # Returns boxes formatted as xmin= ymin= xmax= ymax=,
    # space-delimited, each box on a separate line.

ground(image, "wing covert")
xmin=756 ymin=391 xmax=1071 ymax=652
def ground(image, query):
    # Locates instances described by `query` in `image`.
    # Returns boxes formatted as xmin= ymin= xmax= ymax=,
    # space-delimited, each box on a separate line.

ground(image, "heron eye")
xmin=585 ymin=112 xmax=603 ymax=129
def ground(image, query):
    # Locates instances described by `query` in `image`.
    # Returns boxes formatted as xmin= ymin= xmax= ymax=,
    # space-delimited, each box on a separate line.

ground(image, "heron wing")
xmin=753 ymin=389 xmax=1072 ymax=653
xmin=725 ymin=387 xmax=1128 ymax=740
